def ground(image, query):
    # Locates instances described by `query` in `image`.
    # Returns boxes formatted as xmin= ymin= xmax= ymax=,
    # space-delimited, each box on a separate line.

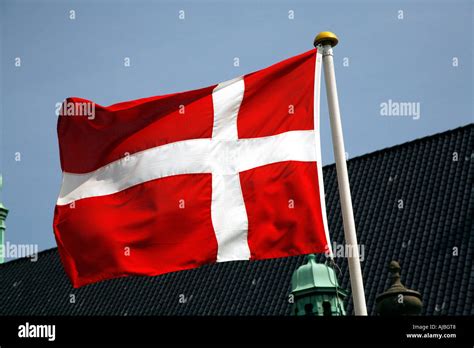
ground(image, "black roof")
xmin=1 ymin=124 xmax=472 ymax=315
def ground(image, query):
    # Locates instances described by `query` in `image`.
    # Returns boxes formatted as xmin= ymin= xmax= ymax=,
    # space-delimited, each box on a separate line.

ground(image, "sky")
xmin=0 ymin=0 xmax=472 ymax=258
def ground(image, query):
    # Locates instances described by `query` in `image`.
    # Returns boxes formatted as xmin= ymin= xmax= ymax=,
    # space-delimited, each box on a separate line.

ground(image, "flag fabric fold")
xmin=53 ymin=48 xmax=331 ymax=288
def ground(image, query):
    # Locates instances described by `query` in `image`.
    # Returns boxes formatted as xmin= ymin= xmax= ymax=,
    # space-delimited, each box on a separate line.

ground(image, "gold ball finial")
xmin=314 ymin=32 xmax=339 ymax=47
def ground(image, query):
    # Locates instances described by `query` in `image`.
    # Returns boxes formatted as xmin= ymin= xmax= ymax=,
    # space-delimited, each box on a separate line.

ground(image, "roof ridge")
xmin=324 ymin=122 xmax=473 ymax=168
xmin=0 ymin=123 xmax=472 ymax=266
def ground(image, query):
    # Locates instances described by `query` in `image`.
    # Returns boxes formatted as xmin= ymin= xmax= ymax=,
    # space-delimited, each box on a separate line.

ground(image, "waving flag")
xmin=53 ymin=49 xmax=331 ymax=288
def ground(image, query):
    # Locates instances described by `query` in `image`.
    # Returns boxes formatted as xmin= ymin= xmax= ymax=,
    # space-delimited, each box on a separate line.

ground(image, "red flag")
xmin=53 ymin=49 xmax=331 ymax=288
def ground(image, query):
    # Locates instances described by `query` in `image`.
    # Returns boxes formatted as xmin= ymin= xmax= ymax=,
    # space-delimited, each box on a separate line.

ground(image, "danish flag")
xmin=53 ymin=49 xmax=332 ymax=288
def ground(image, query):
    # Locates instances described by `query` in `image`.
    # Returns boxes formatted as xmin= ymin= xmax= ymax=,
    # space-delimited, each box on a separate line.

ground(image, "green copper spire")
xmin=0 ymin=175 xmax=9 ymax=264
xmin=291 ymin=255 xmax=347 ymax=316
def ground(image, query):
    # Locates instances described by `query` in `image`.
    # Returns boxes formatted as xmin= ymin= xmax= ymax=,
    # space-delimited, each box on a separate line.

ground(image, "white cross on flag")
xmin=54 ymin=49 xmax=332 ymax=287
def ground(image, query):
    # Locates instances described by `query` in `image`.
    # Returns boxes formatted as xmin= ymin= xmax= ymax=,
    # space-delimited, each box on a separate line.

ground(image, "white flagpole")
xmin=314 ymin=32 xmax=368 ymax=315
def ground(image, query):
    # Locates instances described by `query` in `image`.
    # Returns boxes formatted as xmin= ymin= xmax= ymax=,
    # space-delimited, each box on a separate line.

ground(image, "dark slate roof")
xmin=0 ymin=124 xmax=472 ymax=316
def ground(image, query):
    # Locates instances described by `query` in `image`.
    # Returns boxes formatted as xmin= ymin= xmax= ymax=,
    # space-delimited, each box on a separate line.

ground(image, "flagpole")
xmin=314 ymin=32 xmax=368 ymax=315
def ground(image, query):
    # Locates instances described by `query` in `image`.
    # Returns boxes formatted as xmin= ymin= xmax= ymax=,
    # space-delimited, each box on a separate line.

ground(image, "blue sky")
xmin=0 ymin=0 xmax=472 ymax=257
